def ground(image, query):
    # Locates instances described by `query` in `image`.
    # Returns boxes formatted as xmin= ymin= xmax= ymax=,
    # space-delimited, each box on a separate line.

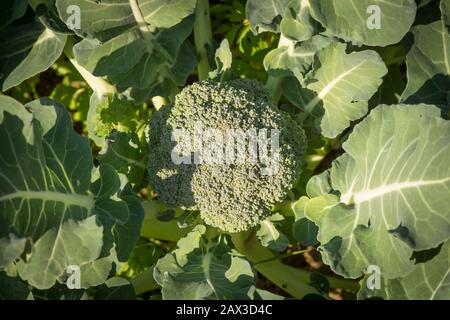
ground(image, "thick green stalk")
xmin=231 ymin=231 xmax=360 ymax=298
xmin=129 ymin=0 xmax=155 ymax=38
xmin=194 ymin=0 xmax=213 ymax=81
xmin=232 ymin=231 xmax=317 ymax=298
xmin=64 ymin=37 xmax=116 ymax=96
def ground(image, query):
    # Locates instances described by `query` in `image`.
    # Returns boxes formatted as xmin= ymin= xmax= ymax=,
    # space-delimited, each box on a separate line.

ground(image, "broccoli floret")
xmin=148 ymin=79 xmax=306 ymax=233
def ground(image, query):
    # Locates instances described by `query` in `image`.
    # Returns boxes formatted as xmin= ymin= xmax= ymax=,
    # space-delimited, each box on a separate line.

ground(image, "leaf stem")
xmin=129 ymin=0 xmax=155 ymax=38
xmin=194 ymin=0 xmax=213 ymax=81
xmin=63 ymin=37 xmax=116 ymax=96
xmin=254 ymin=248 xmax=313 ymax=265
xmin=231 ymin=231 xmax=360 ymax=298
xmin=232 ymin=231 xmax=318 ymax=298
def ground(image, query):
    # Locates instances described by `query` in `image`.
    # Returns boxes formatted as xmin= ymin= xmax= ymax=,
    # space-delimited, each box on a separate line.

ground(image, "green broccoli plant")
xmin=0 ymin=0 xmax=449 ymax=301
xmin=148 ymin=79 xmax=306 ymax=233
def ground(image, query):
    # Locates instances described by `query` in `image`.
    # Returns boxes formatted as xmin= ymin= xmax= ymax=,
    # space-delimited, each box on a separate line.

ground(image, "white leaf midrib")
xmin=129 ymin=0 xmax=153 ymax=39
xmin=303 ymin=59 xmax=366 ymax=114
xmin=318 ymin=60 xmax=366 ymax=99
xmin=342 ymin=177 xmax=450 ymax=205
xmin=0 ymin=190 xmax=95 ymax=210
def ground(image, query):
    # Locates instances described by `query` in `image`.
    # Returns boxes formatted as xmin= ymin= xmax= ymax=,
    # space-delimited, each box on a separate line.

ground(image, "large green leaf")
xmin=59 ymin=0 xmax=197 ymax=102
xmin=401 ymin=20 xmax=450 ymax=109
xmin=304 ymin=104 xmax=450 ymax=279
xmin=359 ymin=241 xmax=450 ymax=300
xmin=292 ymin=197 xmax=319 ymax=246
xmin=256 ymin=214 xmax=289 ymax=252
xmin=72 ymin=16 xmax=196 ymax=101
xmin=154 ymin=226 xmax=256 ymax=299
xmin=17 ymin=216 xmax=104 ymax=290
xmin=264 ymin=35 xmax=332 ymax=79
xmin=245 ymin=0 xmax=290 ymax=34
xmin=309 ymin=0 xmax=417 ymax=46
xmin=56 ymin=0 xmax=197 ymax=41
xmin=0 ymin=22 xmax=66 ymax=91
xmin=121 ymin=40 xmax=197 ymax=103
xmin=0 ymin=96 xmax=93 ymax=239
xmin=246 ymin=0 xmax=416 ymax=46
xmin=293 ymin=43 xmax=387 ymax=138
xmin=208 ymin=39 xmax=233 ymax=81
xmin=0 ymin=96 xmax=143 ymax=289
xmin=279 ymin=0 xmax=321 ymax=42
xmin=98 ymin=131 xmax=148 ymax=189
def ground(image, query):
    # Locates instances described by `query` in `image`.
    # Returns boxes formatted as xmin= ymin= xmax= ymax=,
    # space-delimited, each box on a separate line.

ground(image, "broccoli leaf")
xmin=401 ymin=19 xmax=450 ymax=110
xmin=0 ymin=22 xmax=67 ymax=91
xmin=279 ymin=0 xmax=321 ymax=42
xmin=0 ymin=96 xmax=143 ymax=290
xmin=56 ymin=0 xmax=197 ymax=41
xmin=154 ymin=225 xmax=256 ymax=299
xmin=98 ymin=131 xmax=149 ymax=189
xmin=303 ymin=104 xmax=450 ymax=279
xmin=257 ymin=214 xmax=289 ymax=252
xmin=70 ymin=7 xmax=196 ymax=102
xmin=245 ymin=0 xmax=290 ymax=34
xmin=246 ymin=0 xmax=416 ymax=46
xmin=358 ymin=241 xmax=450 ymax=300
xmin=308 ymin=0 xmax=417 ymax=46
xmin=294 ymin=43 xmax=387 ymax=138
xmin=16 ymin=216 xmax=104 ymax=290
xmin=292 ymin=197 xmax=319 ymax=246
xmin=209 ymin=39 xmax=233 ymax=81
xmin=0 ymin=96 xmax=94 ymax=240
xmin=86 ymin=94 xmax=149 ymax=147
xmin=264 ymin=35 xmax=332 ymax=79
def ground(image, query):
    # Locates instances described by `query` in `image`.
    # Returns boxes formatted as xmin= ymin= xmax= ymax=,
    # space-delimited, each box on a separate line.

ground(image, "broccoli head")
xmin=148 ymin=79 xmax=306 ymax=233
